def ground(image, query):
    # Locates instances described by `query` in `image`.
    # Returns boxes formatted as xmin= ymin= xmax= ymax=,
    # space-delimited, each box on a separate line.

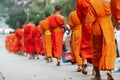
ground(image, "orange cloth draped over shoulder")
xmin=68 ymin=11 xmax=83 ymax=66
xmin=15 ymin=28 xmax=24 ymax=52
xmin=32 ymin=27 xmax=42 ymax=54
xmin=77 ymin=0 xmax=92 ymax=59
xmin=111 ymin=0 xmax=120 ymax=21
xmin=24 ymin=24 xmax=35 ymax=54
xmin=40 ymin=18 xmax=52 ymax=57
xmin=48 ymin=15 xmax=64 ymax=59
xmin=86 ymin=0 xmax=116 ymax=70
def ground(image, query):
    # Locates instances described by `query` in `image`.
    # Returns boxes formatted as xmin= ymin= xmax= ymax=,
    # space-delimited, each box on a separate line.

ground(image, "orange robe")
xmin=5 ymin=36 xmax=10 ymax=51
xmin=15 ymin=28 xmax=24 ymax=52
xmin=77 ymin=0 xmax=92 ymax=59
xmin=12 ymin=33 xmax=19 ymax=53
xmin=48 ymin=15 xmax=64 ymax=59
xmin=87 ymin=0 xmax=116 ymax=70
xmin=40 ymin=18 xmax=52 ymax=57
xmin=32 ymin=27 xmax=42 ymax=54
xmin=38 ymin=25 xmax=45 ymax=55
xmin=24 ymin=24 xmax=35 ymax=54
xmin=111 ymin=0 xmax=120 ymax=21
xmin=68 ymin=11 xmax=83 ymax=66
xmin=8 ymin=34 xmax=15 ymax=52
xmin=8 ymin=33 xmax=19 ymax=53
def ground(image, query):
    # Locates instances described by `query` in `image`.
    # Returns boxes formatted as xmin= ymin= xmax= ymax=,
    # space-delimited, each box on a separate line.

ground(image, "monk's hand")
xmin=116 ymin=20 xmax=120 ymax=30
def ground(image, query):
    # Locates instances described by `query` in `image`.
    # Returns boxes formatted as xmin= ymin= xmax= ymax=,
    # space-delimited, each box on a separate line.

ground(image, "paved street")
xmin=0 ymin=34 xmax=120 ymax=80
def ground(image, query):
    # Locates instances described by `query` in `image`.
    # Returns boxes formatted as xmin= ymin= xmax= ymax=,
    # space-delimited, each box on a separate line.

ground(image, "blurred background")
xmin=0 ymin=0 xmax=76 ymax=31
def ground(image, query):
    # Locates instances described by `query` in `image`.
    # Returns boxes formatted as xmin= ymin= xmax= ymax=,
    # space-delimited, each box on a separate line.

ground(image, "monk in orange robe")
xmin=111 ymin=0 xmax=120 ymax=30
xmin=68 ymin=11 xmax=83 ymax=72
xmin=48 ymin=5 xmax=65 ymax=66
xmin=24 ymin=20 xmax=35 ymax=59
xmin=8 ymin=32 xmax=19 ymax=53
xmin=86 ymin=0 xmax=116 ymax=79
xmin=77 ymin=0 xmax=92 ymax=75
xmin=7 ymin=32 xmax=15 ymax=52
xmin=40 ymin=12 xmax=53 ymax=63
xmin=32 ymin=25 xmax=42 ymax=55
xmin=12 ymin=32 xmax=19 ymax=53
xmin=15 ymin=24 xmax=24 ymax=55
xmin=8 ymin=33 xmax=13 ymax=52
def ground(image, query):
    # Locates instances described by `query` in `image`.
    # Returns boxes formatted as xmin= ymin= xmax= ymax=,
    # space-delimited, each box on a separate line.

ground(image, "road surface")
xmin=0 ymin=34 xmax=120 ymax=80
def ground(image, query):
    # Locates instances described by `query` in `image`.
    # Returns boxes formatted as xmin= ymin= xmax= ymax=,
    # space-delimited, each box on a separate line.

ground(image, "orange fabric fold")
xmin=68 ymin=11 xmax=83 ymax=66
xmin=111 ymin=0 xmax=120 ymax=21
xmin=48 ymin=14 xmax=64 ymax=59
xmin=32 ymin=27 xmax=42 ymax=54
xmin=40 ymin=18 xmax=52 ymax=57
xmin=77 ymin=0 xmax=92 ymax=59
xmin=87 ymin=0 xmax=116 ymax=70
xmin=24 ymin=24 xmax=35 ymax=54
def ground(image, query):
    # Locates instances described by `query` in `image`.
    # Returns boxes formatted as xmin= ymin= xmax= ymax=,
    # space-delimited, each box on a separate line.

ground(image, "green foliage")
xmin=30 ymin=0 xmax=76 ymax=23
xmin=6 ymin=9 xmax=27 ymax=29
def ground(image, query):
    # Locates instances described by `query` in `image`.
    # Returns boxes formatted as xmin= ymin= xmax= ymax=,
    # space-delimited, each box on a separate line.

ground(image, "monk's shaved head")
xmin=45 ymin=12 xmax=50 ymax=17
xmin=55 ymin=5 xmax=62 ymax=11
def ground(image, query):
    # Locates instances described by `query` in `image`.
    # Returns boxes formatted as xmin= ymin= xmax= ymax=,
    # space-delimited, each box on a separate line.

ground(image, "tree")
xmin=6 ymin=9 xmax=27 ymax=29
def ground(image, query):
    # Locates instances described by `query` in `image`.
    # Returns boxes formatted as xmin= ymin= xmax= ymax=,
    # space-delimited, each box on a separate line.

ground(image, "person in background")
xmin=68 ymin=11 xmax=83 ymax=72
xmin=40 ymin=12 xmax=53 ymax=63
xmin=86 ymin=0 xmax=116 ymax=79
xmin=48 ymin=5 xmax=65 ymax=66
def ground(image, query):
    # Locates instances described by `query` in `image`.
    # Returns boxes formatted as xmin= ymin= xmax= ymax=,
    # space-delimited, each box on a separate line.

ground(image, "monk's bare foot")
xmin=107 ymin=71 xmax=114 ymax=80
xmin=92 ymin=68 xmax=96 ymax=75
xmin=76 ymin=66 xmax=82 ymax=72
xmin=56 ymin=61 xmax=60 ymax=66
xmin=49 ymin=58 xmax=53 ymax=62
xmin=82 ymin=64 xmax=88 ymax=75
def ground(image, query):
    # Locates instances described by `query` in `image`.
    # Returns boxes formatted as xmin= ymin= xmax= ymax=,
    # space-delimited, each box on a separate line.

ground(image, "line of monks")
xmin=5 ymin=0 xmax=120 ymax=80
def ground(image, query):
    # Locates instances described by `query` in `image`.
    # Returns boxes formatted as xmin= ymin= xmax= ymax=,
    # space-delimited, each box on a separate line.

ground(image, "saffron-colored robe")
xmin=40 ymin=18 xmax=52 ymax=57
xmin=12 ymin=33 xmax=19 ymax=53
xmin=111 ymin=0 xmax=120 ymax=21
xmin=8 ymin=34 xmax=15 ymax=52
xmin=7 ymin=34 xmax=12 ymax=52
xmin=38 ymin=25 xmax=45 ymax=55
xmin=77 ymin=0 xmax=92 ymax=59
xmin=5 ymin=36 xmax=10 ymax=51
xmin=68 ymin=11 xmax=83 ymax=66
xmin=32 ymin=27 xmax=42 ymax=54
xmin=24 ymin=24 xmax=35 ymax=54
xmin=15 ymin=28 xmax=24 ymax=52
xmin=8 ymin=33 xmax=19 ymax=53
xmin=48 ymin=14 xmax=64 ymax=59
xmin=87 ymin=0 xmax=116 ymax=70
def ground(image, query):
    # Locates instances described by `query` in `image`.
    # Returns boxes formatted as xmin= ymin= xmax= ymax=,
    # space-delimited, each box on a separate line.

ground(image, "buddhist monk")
xmin=7 ymin=32 xmax=18 ymax=53
xmin=32 ymin=23 xmax=42 ymax=59
xmin=86 ymin=0 xmax=116 ymax=79
xmin=12 ymin=32 xmax=19 ymax=53
xmin=15 ymin=23 xmax=24 ymax=55
xmin=24 ymin=20 xmax=35 ymax=59
xmin=111 ymin=0 xmax=120 ymax=30
xmin=48 ymin=5 xmax=65 ymax=66
xmin=68 ymin=11 xmax=83 ymax=72
xmin=77 ymin=0 xmax=92 ymax=75
xmin=7 ymin=32 xmax=13 ymax=52
xmin=40 ymin=12 xmax=53 ymax=63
